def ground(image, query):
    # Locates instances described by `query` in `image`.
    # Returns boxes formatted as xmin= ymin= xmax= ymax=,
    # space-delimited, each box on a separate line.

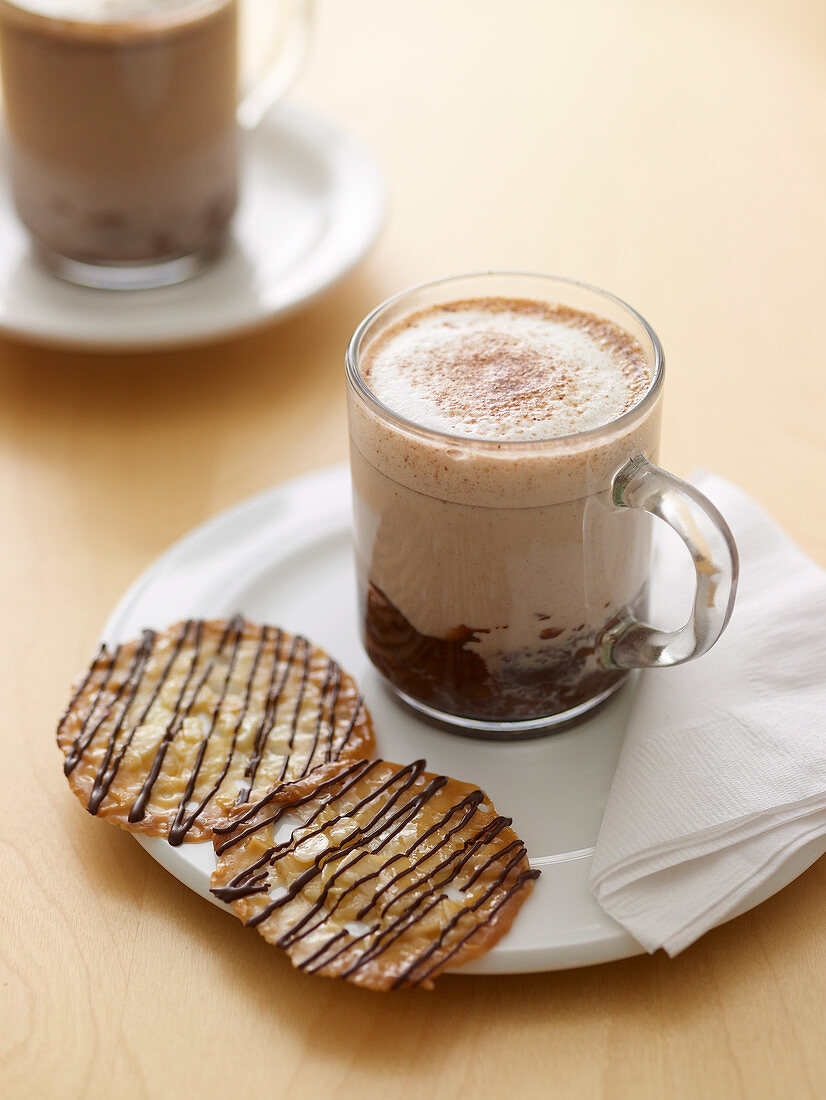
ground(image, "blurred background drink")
xmin=0 ymin=0 xmax=311 ymax=289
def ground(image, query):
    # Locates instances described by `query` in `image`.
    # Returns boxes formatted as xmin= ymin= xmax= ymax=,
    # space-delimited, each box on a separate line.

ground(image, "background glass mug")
xmin=0 ymin=0 xmax=312 ymax=289
xmin=346 ymin=273 xmax=739 ymax=737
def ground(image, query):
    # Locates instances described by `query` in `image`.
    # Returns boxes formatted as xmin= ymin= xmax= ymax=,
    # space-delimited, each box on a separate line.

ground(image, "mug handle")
xmin=598 ymin=455 xmax=739 ymax=669
xmin=237 ymin=0 xmax=315 ymax=131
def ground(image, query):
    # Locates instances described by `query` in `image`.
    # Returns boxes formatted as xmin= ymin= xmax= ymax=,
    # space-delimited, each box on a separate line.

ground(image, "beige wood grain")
xmin=1 ymin=1 xmax=824 ymax=1097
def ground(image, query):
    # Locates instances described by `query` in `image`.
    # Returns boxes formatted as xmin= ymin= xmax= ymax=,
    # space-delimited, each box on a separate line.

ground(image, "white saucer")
xmin=0 ymin=105 xmax=384 ymax=351
xmin=103 ymin=464 xmax=646 ymax=974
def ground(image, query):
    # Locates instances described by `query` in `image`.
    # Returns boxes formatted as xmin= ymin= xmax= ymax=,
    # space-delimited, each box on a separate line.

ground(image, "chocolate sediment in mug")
xmin=211 ymin=757 xmax=539 ymax=990
xmin=363 ymin=582 xmax=637 ymax=723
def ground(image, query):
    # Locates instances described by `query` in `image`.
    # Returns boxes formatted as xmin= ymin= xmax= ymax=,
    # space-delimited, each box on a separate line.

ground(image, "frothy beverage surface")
xmin=5 ymin=0 xmax=220 ymax=21
xmin=362 ymin=297 xmax=652 ymax=442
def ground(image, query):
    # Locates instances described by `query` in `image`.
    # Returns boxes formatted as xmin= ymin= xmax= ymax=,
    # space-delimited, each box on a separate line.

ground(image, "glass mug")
xmin=0 ymin=0 xmax=312 ymax=289
xmin=346 ymin=273 xmax=739 ymax=737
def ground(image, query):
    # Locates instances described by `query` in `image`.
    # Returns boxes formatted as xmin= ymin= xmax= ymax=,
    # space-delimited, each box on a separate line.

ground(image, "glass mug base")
xmin=33 ymin=235 xmax=228 ymax=291
xmin=385 ymin=677 xmax=629 ymax=740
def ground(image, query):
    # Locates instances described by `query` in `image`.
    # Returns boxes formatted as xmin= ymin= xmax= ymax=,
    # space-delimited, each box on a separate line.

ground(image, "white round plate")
xmin=0 ymin=104 xmax=384 ymax=351
xmin=103 ymin=465 xmax=826 ymax=973
xmin=104 ymin=464 xmax=645 ymax=974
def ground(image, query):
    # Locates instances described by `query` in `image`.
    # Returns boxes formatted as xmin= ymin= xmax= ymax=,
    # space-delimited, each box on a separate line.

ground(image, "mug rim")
xmin=345 ymin=271 xmax=665 ymax=452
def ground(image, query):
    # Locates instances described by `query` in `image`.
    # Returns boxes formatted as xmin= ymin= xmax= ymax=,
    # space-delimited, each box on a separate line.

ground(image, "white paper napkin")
xmin=590 ymin=472 xmax=826 ymax=956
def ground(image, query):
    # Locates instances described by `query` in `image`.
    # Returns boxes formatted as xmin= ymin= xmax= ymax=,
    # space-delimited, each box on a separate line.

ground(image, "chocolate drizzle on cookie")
xmin=56 ymin=618 xmax=374 ymax=844
xmin=211 ymin=758 xmax=540 ymax=990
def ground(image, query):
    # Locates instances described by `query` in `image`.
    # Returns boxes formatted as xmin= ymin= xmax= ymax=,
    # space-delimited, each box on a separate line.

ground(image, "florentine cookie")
xmin=57 ymin=617 xmax=374 ymax=844
xmin=210 ymin=757 xmax=539 ymax=990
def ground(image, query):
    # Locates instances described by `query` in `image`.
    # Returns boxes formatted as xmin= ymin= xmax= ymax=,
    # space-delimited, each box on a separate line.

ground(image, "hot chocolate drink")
xmin=347 ymin=284 xmax=663 ymax=729
xmin=0 ymin=0 xmax=238 ymax=281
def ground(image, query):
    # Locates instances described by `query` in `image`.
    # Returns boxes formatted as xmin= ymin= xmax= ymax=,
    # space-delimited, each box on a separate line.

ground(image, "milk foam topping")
xmin=361 ymin=297 xmax=653 ymax=442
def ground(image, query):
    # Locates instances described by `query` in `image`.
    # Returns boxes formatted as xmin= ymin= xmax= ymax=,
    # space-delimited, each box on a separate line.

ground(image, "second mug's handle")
xmin=237 ymin=0 xmax=315 ymax=131
xmin=598 ymin=455 xmax=739 ymax=669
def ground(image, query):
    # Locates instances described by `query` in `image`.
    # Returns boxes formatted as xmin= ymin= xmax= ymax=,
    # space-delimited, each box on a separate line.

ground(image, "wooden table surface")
xmin=2 ymin=1 xmax=825 ymax=1097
